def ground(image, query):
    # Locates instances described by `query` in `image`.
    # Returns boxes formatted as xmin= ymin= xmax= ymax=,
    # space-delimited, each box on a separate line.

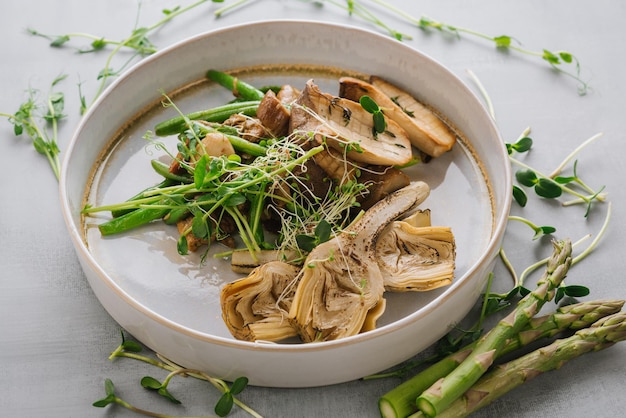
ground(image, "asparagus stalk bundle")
xmin=425 ymin=311 xmax=626 ymax=417
xmin=378 ymin=298 xmax=625 ymax=418
xmin=414 ymin=239 xmax=573 ymax=417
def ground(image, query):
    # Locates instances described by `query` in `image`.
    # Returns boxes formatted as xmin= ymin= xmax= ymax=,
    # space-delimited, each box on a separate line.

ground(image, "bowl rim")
xmin=59 ymin=19 xmax=512 ymax=353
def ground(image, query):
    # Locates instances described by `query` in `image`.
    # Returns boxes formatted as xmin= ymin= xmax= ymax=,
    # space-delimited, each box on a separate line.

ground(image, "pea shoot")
xmin=28 ymin=0 xmax=219 ymax=112
xmin=508 ymin=129 xmax=606 ymax=217
xmin=1 ymin=74 xmax=67 ymax=180
xmin=95 ymin=331 xmax=261 ymax=417
xmin=215 ymin=0 xmax=587 ymax=93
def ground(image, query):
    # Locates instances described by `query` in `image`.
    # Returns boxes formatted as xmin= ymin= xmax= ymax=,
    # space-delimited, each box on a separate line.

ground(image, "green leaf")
xmin=140 ymin=376 xmax=162 ymax=390
xmin=513 ymin=136 xmax=533 ymax=152
xmin=91 ymin=38 xmax=107 ymax=50
xmin=540 ymin=225 xmax=556 ymax=235
xmin=92 ymin=395 xmax=115 ymax=408
xmin=223 ymin=192 xmax=246 ymax=207
xmin=542 ymin=49 xmax=561 ymax=65
xmin=296 ymin=234 xmax=317 ymax=252
xmin=162 ymin=6 xmax=181 ymax=14
xmin=562 ymin=284 xmax=590 ymax=298
xmin=51 ymin=35 xmax=70 ymax=47
xmin=512 ymin=185 xmax=527 ymax=207
xmin=555 ymin=287 xmax=566 ymax=303
xmin=13 ymin=123 xmax=24 ymax=136
xmin=373 ymin=111 xmax=386 ymax=134
xmin=535 ymin=178 xmax=562 ymax=198
xmin=105 ymin=378 xmax=116 ymax=396
xmin=177 ymin=235 xmax=189 ymax=255
xmin=33 ymin=136 xmax=48 ymax=155
xmin=515 ymin=169 xmax=538 ymax=187
xmin=121 ymin=340 xmax=142 ymax=352
xmin=192 ymin=213 xmax=209 ymax=239
xmin=315 ymin=219 xmax=332 ymax=244
xmin=215 ymin=392 xmax=234 ymax=417
xmin=359 ymin=95 xmax=379 ymax=114
xmin=494 ymin=35 xmax=511 ymax=48
xmin=194 ymin=154 xmax=208 ymax=189
xmin=229 ymin=376 xmax=249 ymax=395
xmin=559 ymin=51 xmax=574 ymax=63
xmin=554 ymin=175 xmax=577 ymax=185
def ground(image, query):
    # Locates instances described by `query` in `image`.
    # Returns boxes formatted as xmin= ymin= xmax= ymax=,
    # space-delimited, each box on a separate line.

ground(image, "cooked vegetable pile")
xmin=83 ymin=69 xmax=459 ymax=343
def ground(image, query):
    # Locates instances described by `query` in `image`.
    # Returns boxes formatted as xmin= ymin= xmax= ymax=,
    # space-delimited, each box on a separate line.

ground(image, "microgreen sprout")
xmin=215 ymin=0 xmax=587 ymax=92
xmin=1 ymin=74 xmax=66 ymax=180
xmin=508 ymin=215 xmax=556 ymax=240
xmin=29 ymin=0 xmax=216 ymax=112
xmin=98 ymin=331 xmax=261 ymax=417
xmin=359 ymin=95 xmax=387 ymax=135
xmin=414 ymin=14 xmax=588 ymax=94
xmin=502 ymin=126 xmax=606 ymax=216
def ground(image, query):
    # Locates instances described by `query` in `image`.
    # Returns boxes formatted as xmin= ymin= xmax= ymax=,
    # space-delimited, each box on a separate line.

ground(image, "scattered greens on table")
xmin=1 ymin=1 xmax=616 ymax=417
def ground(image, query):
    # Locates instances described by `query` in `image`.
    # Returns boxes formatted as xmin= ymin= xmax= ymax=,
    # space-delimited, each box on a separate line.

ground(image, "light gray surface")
xmin=1 ymin=1 xmax=624 ymax=417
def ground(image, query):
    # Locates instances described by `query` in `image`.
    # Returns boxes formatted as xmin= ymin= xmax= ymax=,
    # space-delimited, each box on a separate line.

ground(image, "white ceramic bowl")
xmin=60 ymin=20 xmax=511 ymax=387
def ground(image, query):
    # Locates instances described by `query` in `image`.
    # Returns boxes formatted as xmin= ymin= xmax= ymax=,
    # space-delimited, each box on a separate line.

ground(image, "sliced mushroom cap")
xmin=289 ymin=80 xmax=413 ymax=166
xmin=221 ymin=261 xmax=300 ymax=342
xmin=289 ymin=181 xmax=431 ymax=342
xmin=377 ymin=220 xmax=456 ymax=292
xmin=339 ymin=76 xmax=457 ymax=158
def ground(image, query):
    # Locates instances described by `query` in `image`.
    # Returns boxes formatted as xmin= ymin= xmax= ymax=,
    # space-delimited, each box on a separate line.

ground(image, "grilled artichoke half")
xmin=377 ymin=216 xmax=456 ymax=292
xmin=221 ymin=261 xmax=300 ymax=342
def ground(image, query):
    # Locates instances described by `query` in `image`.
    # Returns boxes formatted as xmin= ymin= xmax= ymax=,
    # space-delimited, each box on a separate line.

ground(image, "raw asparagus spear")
xmin=429 ymin=311 xmax=626 ymax=417
xmin=415 ymin=239 xmax=572 ymax=417
xmin=379 ymin=298 xmax=625 ymax=418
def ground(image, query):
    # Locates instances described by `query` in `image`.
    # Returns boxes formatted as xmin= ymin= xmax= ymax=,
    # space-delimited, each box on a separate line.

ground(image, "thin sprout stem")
xmin=548 ymin=132 xmax=603 ymax=179
xmin=112 ymin=350 xmax=262 ymax=417
xmin=323 ymin=0 xmax=412 ymax=40
xmin=145 ymin=0 xmax=211 ymax=32
xmin=466 ymin=69 xmax=496 ymax=120
xmin=478 ymin=273 xmax=495 ymax=330
xmin=498 ymin=247 xmax=520 ymax=288
xmin=214 ymin=0 xmax=252 ymax=17
xmin=507 ymin=215 xmax=538 ymax=229
xmin=572 ymin=201 xmax=611 ymax=264
xmin=369 ymin=0 xmax=420 ymax=25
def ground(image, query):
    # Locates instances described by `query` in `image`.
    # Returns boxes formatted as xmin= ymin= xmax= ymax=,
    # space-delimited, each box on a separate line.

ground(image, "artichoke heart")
xmin=377 ymin=219 xmax=456 ymax=292
xmin=220 ymin=261 xmax=300 ymax=342
xmin=289 ymin=181 xmax=431 ymax=342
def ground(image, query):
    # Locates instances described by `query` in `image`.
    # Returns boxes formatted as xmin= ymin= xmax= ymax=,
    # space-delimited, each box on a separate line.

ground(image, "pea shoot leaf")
xmin=535 ymin=178 xmax=562 ymax=198
xmin=512 ymin=185 xmax=528 ymax=207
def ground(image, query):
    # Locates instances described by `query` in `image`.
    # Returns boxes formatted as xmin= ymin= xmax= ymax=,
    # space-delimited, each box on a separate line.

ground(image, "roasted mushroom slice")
xmin=339 ymin=76 xmax=457 ymax=158
xmin=377 ymin=219 xmax=456 ymax=292
xmin=289 ymin=181 xmax=431 ymax=342
xmin=289 ymin=80 xmax=413 ymax=166
xmin=221 ymin=261 xmax=300 ymax=342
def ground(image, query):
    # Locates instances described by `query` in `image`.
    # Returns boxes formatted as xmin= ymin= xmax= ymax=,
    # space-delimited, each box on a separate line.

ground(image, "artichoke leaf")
xmin=221 ymin=261 xmax=300 ymax=342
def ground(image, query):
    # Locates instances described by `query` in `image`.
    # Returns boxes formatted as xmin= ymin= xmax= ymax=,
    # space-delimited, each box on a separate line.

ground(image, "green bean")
xmin=154 ymin=100 xmax=260 ymax=136
xmin=99 ymin=203 xmax=170 ymax=236
xmin=206 ymin=69 xmax=265 ymax=101
xmin=110 ymin=179 xmax=173 ymax=218
xmin=150 ymin=160 xmax=193 ymax=183
xmin=223 ymin=132 xmax=267 ymax=157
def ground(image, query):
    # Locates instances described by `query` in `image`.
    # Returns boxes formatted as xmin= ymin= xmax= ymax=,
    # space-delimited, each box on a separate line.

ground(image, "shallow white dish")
xmin=60 ymin=20 xmax=511 ymax=387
